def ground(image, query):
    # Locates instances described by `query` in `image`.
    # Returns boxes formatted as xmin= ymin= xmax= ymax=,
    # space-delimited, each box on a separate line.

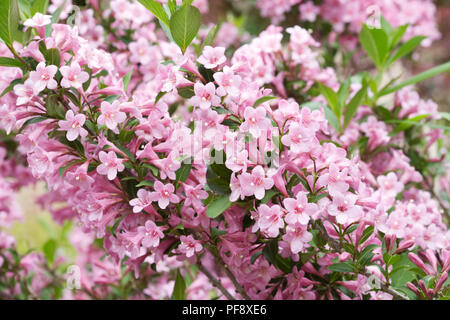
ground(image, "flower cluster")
xmin=0 ymin=0 xmax=449 ymax=301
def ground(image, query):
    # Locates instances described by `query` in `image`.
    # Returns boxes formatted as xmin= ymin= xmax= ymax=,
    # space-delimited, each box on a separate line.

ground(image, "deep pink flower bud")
xmin=394 ymin=240 xmax=414 ymax=254
xmin=407 ymin=282 xmax=421 ymax=297
xmin=434 ymin=272 xmax=448 ymax=294
xmin=384 ymin=234 xmax=396 ymax=253
xmin=408 ymin=253 xmax=432 ymax=275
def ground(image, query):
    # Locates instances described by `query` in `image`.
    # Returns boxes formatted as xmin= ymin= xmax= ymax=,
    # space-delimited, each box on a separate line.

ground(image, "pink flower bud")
xmin=394 ymin=240 xmax=414 ymax=254
xmin=385 ymin=234 xmax=396 ymax=253
xmin=434 ymin=272 xmax=448 ymax=294
xmin=407 ymin=282 xmax=421 ymax=297
xmin=338 ymin=252 xmax=352 ymax=262
xmin=409 ymin=253 xmax=432 ymax=275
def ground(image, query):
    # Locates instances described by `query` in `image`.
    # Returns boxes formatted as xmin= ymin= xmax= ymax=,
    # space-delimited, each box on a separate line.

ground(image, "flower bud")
xmin=394 ymin=240 xmax=414 ymax=254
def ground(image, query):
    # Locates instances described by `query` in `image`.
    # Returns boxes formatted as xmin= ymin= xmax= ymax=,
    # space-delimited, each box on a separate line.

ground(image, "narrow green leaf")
xmin=389 ymin=114 xmax=430 ymax=135
xmin=199 ymin=23 xmax=221 ymax=53
xmin=122 ymin=68 xmax=133 ymax=92
xmin=380 ymin=61 xmax=450 ymax=96
xmin=0 ymin=57 xmax=24 ymax=68
xmin=328 ymin=262 xmax=354 ymax=273
xmin=171 ymin=269 xmax=186 ymax=300
xmin=389 ymin=24 xmax=408 ymax=49
xmin=253 ymin=95 xmax=279 ymax=108
xmin=43 ymin=48 xmax=61 ymax=67
xmin=43 ymin=239 xmax=57 ymax=265
xmin=169 ymin=4 xmax=201 ymax=54
xmin=317 ymin=83 xmax=339 ymax=117
xmin=337 ymin=78 xmax=351 ymax=116
xmin=387 ymin=36 xmax=426 ymax=66
xmin=138 ymin=0 xmax=170 ymax=26
xmin=343 ymin=84 xmax=367 ymax=130
xmin=206 ymin=195 xmax=232 ymax=218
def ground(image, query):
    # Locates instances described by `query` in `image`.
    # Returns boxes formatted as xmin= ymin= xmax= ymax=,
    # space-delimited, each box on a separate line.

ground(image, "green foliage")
xmin=206 ymin=195 xmax=232 ymax=218
xmin=138 ymin=0 xmax=170 ymax=26
xmin=171 ymin=269 xmax=186 ymax=300
xmin=169 ymin=4 xmax=201 ymax=54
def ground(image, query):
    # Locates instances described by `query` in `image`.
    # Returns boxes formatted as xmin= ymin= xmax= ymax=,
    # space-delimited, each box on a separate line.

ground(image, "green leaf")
xmin=206 ymin=195 xmax=232 ymax=218
xmin=136 ymin=180 xmax=154 ymax=187
xmin=261 ymin=189 xmax=279 ymax=204
xmin=386 ymin=36 xmax=426 ymax=66
xmin=389 ymin=24 xmax=408 ymax=49
xmin=359 ymin=24 xmax=389 ymax=69
xmin=380 ymin=61 xmax=450 ymax=96
xmin=177 ymin=86 xmax=195 ymax=98
xmin=253 ymin=95 xmax=279 ymax=108
xmin=31 ymin=0 xmax=48 ymax=15
xmin=138 ymin=0 xmax=170 ymax=26
xmin=337 ymin=78 xmax=351 ymax=116
xmin=0 ymin=57 xmax=24 ymax=68
xmin=175 ymin=160 xmax=192 ymax=182
xmin=211 ymin=227 xmax=227 ymax=238
xmin=169 ymin=4 xmax=201 ymax=54
xmin=317 ymin=83 xmax=338 ymax=117
xmin=389 ymin=114 xmax=430 ymax=135
xmin=0 ymin=0 xmax=20 ymax=47
xmin=122 ymin=68 xmax=133 ymax=92
xmin=358 ymin=226 xmax=374 ymax=245
xmin=43 ymin=48 xmax=61 ymax=67
xmin=171 ymin=269 xmax=186 ymax=300
xmin=200 ymin=23 xmax=221 ymax=53
xmin=43 ymin=239 xmax=57 ymax=265
xmin=328 ymin=262 xmax=355 ymax=273
xmin=343 ymin=84 xmax=367 ymax=130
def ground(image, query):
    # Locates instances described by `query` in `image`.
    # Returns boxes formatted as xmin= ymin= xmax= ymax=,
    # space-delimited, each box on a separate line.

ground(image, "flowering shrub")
xmin=0 ymin=0 xmax=450 ymax=300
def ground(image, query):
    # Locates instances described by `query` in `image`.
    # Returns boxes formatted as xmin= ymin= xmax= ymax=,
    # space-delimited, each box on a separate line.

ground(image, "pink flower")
xmin=65 ymin=163 xmax=94 ymax=189
xmin=281 ymin=122 xmax=316 ymax=154
xmin=239 ymin=165 xmax=274 ymax=200
xmin=283 ymin=192 xmax=317 ymax=225
xmin=316 ymin=164 xmax=349 ymax=196
xmin=178 ymin=235 xmax=202 ymax=258
xmin=213 ymin=66 xmax=242 ymax=97
xmin=129 ymin=189 xmax=153 ymax=213
xmin=29 ymin=62 xmax=58 ymax=93
xmin=183 ymin=183 xmax=208 ymax=209
xmin=0 ymin=105 xmax=15 ymax=134
xmin=14 ymin=79 xmax=39 ymax=106
xmin=257 ymin=204 xmax=284 ymax=237
xmin=189 ymin=82 xmax=221 ymax=110
xmin=58 ymin=110 xmax=88 ymax=141
xmin=282 ymin=223 xmax=313 ymax=254
xmin=60 ymin=62 xmax=90 ymax=89
xmin=197 ymin=46 xmax=226 ymax=69
xmin=96 ymin=151 xmax=125 ymax=180
xmin=239 ymin=106 xmax=271 ymax=138
xmin=327 ymin=193 xmax=362 ymax=225
xmin=24 ymin=13 xmax=52 ymax=28
xmin=97 ymin=101 xmax=126 ymax=130
xmin=149 ymin=181 xmax=180 ymax=209
xmin=137 ymin=220 xmax=164 ymax=248
xmin=151 ymin=153 xmax=181 ymax=180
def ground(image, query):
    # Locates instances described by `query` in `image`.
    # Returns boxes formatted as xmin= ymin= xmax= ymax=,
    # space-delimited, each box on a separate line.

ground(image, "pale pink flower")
xmin=282 ymin=223 xmax=313 ymax=254
xmin=189 ymin=82 xmax=221 ymax=110
xmin=29 ymin=62 xmax=58 ymax=92
xmin=149 ymin=181 xmax=180 ymax=209
xmin=60 ymin=62 xmax=90 ymax=89
xmin=14 ymin=79 xmax=39 ymax=105
xmin=129 ymin=189 xmax=153 ymax=213
xmin=24 ymin=13 xmax=52 ymax=28
xmin=257 ymin=204 xmax=285 ymax=237
xmin=316 ymin=164 xmax=349 ymax=196
xmin=283 ymin=192 xmax=317 ymax=225
xmin=96 ymin=151 xmax=125 ymax=180
xmin=327 ymin=193 xmax=362 ymax=225
xmin=178 ymin=235 xmax=202 ymax=258
xmin=197 ymin=46 xmax=226 ymax=69
xmin=97 ymin=101 xmax=126 ymax=130
xmin=137 ymin=220 xmax=164 ymax=248
xmin=65 ymin=163 xmax=94 ymax=189
xmin=239 ymin=166 xmax=274 ymax=200
xmin=213 ymin=66 xmax=242 ymax=97
xmin=0 ymin=105 xmax=16 ymax=134
xmin=58 ymin=110 xmax=88 ymax=141
xmin=281 ymin=122 xmax=316 ymax=154
xmin=240 ymin=106 xmax=271 ymax=138
xmin=183 ymin=183 xmax=208 ymax=209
